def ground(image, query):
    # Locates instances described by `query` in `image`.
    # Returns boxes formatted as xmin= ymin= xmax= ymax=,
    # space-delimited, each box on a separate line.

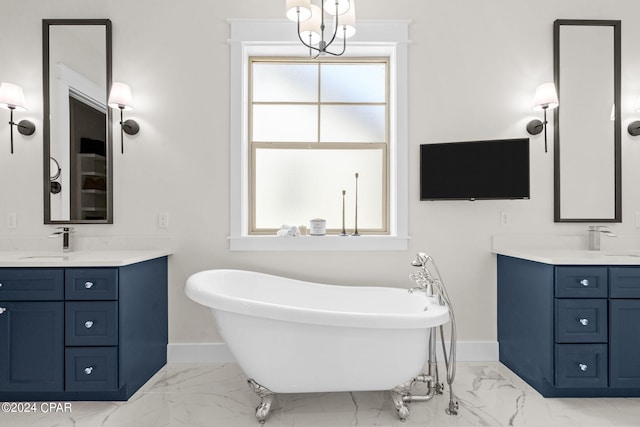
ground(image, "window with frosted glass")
xmin=249 ymin=58 xmax=389 ymax=234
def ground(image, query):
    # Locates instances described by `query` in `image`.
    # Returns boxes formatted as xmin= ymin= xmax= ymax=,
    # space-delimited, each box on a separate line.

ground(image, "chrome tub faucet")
xmin=409 ymin=252 xmax=444 ymax=305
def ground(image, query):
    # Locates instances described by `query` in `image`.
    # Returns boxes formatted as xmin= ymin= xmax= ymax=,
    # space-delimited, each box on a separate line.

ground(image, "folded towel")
xmin=277 ymin=225 xmax=300 ymax=237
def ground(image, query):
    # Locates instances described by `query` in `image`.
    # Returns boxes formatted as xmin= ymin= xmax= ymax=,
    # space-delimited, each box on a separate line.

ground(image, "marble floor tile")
xmin=1 ymin=362 xmax=639 ymax=427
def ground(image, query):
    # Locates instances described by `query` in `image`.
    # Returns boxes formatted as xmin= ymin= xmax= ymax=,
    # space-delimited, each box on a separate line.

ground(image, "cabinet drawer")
xmin=555 ymin=267 xmax=608 ymax=298
xmin=555 ymin=343 xmax=608 ymax=388
xmin=65 ymin=347 xmax=118 ymax=391
xmin=65 ymin=269 xmax=117 ymax=300
xmin=555 ymin=299 xmax=607 ymax=343
xmin=65 ymin=301 xmax=118 ymax=346
xmin=0 ymin=269 xmax=64 ymax=301
xmin=610 ymin=267 xmax=640 ymax=298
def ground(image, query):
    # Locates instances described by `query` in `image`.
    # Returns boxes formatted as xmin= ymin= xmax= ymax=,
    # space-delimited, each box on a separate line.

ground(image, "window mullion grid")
xmin=249 ymin=58 xmax=390 ymax=235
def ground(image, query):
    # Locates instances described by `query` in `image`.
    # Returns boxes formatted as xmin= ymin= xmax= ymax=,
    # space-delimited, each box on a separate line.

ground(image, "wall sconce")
xmin=627 ymin=96 xmax=640 ymax=136
xmin=0 ymin=82 xmax=36 ymax=154
xmin=526 ymin=82 xmax=559 ymax=153
xmin=108 ymin=82 xmax=140 ymax=154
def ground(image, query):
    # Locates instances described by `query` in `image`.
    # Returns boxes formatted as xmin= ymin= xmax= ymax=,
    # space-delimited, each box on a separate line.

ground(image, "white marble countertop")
xmin=494 ymin=248 xmax=640 ymax=265
xmin=0 ymin=249 xmax=173 ymax=267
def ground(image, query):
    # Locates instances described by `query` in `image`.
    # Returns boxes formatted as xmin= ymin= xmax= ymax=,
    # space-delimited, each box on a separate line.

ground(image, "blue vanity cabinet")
xmin=0 ymin=256 xmax=167 ymax=401
xmin=0 ymin=269 xmax=65 ymax=392
xmin=498 ymin=255 xmax=640 ymax=397
xmin=609 ymin=267 xmax=640 ymax=388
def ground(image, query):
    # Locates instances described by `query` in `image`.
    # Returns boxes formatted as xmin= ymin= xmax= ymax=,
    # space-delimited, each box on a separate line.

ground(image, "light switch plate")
xmin=500 ymin=211 xmax=510 ymax=227
xmin=7 ymin=213 xmax=17 ymax=229
xmin=158 ymin=212 xmax=169 ymax=229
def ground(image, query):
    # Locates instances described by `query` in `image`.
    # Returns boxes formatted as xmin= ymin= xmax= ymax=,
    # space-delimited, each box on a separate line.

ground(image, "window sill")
xmin=228 ymin=235 xmax=409 ymax=251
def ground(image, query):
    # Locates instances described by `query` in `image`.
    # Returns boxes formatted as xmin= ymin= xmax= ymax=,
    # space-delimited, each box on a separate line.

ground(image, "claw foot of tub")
xmin=255 ymin=398 xmax=273 ymax=424
xmin=248 ymin=379 xmax=275 ymax=424
xmin=390 ymin=385 xmax=410 ymax=421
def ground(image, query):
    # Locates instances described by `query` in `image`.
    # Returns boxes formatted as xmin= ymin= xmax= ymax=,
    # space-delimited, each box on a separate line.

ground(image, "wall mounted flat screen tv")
xmin=420 ymin=138 xmax=530 ymax=200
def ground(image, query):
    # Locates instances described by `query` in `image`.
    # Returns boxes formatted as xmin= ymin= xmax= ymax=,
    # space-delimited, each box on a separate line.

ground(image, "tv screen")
xmin=420 ymin=138 xmax=530 ymax=200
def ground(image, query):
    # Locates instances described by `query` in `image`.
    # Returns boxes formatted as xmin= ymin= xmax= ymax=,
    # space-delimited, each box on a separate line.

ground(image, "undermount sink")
xmin=18 ymin=253 xmax=95 ymax=262
xmin=0 ymin=249 xmax=173 ymax=268
xmin=604 ymin=252 xmax=640 ymax=258
xmin=19 ymin=255 xmax=69 ymax=261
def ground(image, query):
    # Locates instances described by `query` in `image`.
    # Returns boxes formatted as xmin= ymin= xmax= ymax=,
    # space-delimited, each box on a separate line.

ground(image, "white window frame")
xmin=228 ymin=19 xmax=409 ymax=251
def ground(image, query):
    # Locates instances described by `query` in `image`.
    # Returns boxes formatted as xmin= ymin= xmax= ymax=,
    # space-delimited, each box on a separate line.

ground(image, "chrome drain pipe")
xmin=402 ymin=337 xmax=439 ymax=403
xmin=407 ymin=253 xmax=459 ymax=416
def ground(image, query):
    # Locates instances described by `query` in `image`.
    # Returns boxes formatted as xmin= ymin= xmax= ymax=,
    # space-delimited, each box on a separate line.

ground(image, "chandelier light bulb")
xmin=335 ymin=0 xmax=356 ymax=39
xmin=323 ymin=0 xmax=350 ymax=16
xmin=299 ymin=4 xmax=322 ymax=45
xmin=286 ymin=0 xmax=312 ymax=22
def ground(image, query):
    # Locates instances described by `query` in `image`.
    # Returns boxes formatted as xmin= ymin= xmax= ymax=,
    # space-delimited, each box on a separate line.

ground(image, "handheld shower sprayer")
xmin=411 ymin=252 xmax=430 ymax=267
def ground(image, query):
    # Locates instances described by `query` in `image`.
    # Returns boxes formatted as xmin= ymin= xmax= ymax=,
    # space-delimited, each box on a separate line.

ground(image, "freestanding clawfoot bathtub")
xmin=185 ymin=268 xmax=450 ymax=423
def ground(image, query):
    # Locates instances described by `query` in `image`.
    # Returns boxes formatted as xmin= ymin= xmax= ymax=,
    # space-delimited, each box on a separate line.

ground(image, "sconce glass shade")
xmin=0 ymin=82 xmax=27 ymax=112
xmin=323 ymin=0 xmax=351 ymax=16
xmin=300 ymin=4 xmax=322 ymax=45
xmin=286 ymin=0 xmax=312 ymax=22
xmin=532 ymin=82 xmax=559 ymax=111
xmin=108 ymin=82 xmax=134 ymax=111
xmin=335 ymin=0 xmax=356 ymax=39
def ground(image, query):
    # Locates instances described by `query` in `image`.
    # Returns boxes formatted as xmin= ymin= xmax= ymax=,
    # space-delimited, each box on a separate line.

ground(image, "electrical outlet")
xmin=500 ymin=211 xmax=510 ymax=227
xmin=7 ymin=213 xmax=17 ymax=229
xmin=158 ymin=212 xmax=169 ymax=229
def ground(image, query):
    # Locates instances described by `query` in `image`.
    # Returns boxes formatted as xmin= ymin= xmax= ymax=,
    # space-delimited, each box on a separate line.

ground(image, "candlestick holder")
xmin=352 ymin=173 xmax=360 ymax=236
xmin=340 ymin=190 xmax=348 ymax=236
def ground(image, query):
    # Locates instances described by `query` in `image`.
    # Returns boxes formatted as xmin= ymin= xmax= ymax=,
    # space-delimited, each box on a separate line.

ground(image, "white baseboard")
xmin=167 ymin=341 xmax=498 ymax=364
xmin=168 ymin=342 xmax=235 ymax=363
xmin=451 ymin=341 xmax=499 ymax=362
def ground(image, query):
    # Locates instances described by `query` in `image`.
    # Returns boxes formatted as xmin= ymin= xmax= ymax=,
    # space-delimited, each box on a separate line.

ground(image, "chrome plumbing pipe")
xmin=403 ymin=394 xmax=435 ymax=403
xmin=402 ymin=373 xmax=436 ymax=403
xmin=402 ymin=330 xmax=439 ymax=403
xmin=408 ymin=253 xmax=459 ymax=415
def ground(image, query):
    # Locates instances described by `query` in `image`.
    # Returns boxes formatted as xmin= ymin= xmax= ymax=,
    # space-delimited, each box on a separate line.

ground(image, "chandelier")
xmin=286 ymin=0 xmax=356 ymax=58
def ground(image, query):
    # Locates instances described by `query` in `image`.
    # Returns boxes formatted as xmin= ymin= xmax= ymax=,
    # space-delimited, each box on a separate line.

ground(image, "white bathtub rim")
xmin=185 ymin=269 xmax=450 ymax=330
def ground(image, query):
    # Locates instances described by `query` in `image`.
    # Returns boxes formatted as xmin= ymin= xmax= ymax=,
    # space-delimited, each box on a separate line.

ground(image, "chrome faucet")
xmin=587 ymin=226 xmax=616 ymax=251
xmin=409 ymin=252 xmax=444 ymax=305
xmin=49 ymin=227 xmax=74 ymax=252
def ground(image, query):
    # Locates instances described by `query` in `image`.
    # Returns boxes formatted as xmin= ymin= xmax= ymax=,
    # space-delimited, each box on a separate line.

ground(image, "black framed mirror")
xmin=553 ymin=19 xmax=621 ymax=222
xmin=43 ymin=19 xmax=113 ymax=224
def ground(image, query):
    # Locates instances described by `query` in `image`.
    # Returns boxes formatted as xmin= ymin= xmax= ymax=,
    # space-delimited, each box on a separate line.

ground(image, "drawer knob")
xmin=84 ymin=367 xmax=94 ymax=375
xmin=84 ymin=281 xmax=94 ymax=289
xmin=579 ymin=363 xmax=588 ymax=372
xmin=580 ymin=279 xmax=590 ymax=287
xmin=0 ymin=307 xmax=6 ymax=315
xmin=579 ymin=318 xmax=589 ymax=326
xmin=84 ymin=320 xmax=94 ymax=329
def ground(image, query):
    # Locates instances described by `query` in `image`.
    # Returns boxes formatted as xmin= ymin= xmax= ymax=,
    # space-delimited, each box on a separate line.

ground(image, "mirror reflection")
xmin=44 ymin=19 xmax=112 ymax=224
xmin=554 ymin=19 xmax=621 ymax=222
